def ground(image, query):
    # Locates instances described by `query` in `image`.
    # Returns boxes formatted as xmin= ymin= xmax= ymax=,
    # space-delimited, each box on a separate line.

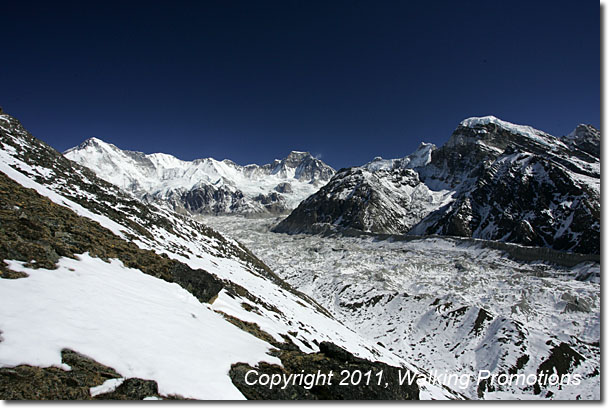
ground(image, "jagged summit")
xmin=364 ymin=142 xmax=435 ymax=171
xmin=64 ymin=137 xmax=335 ymax=215
xmin=567 ymin=123 xmax=600 ymax=139
xmin=79 ymin=136 xmax=104 ymax=145
xmin=562 ymin=124 xmax=600 ymax=157
xmin=65 ymin=136 xmax=118 ymax=153
xmin=285 ymin=150 xmax=310 ymax=157
xmin=448 ymin=115 xmax=561 ymax=153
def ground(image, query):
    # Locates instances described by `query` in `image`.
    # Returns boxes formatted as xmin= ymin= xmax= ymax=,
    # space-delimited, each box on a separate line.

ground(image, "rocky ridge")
xmin=275 ymin=116 xmax=600 ymax=254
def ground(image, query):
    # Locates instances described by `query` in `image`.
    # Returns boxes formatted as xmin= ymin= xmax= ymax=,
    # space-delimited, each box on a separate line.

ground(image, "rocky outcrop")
xmin=230 ymin=342 xmax=419 ymax=400
xmin=0 ymin=349 xmax=169 ymax=400
xmin=274 ymin=182 xmax=293 ymax=193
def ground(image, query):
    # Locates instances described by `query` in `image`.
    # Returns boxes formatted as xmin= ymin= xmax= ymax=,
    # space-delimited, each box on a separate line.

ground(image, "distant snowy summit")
xmin=274 ymin=116 xmax=600 ymax=255
xmin=64 ymin=139 xmax=335 ymax=215
xmin=363 ymin=142 xmax=435 ymax=171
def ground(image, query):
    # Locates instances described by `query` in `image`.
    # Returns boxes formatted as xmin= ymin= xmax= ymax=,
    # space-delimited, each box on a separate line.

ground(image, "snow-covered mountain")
xmin=363 ymin=142 xmax=436 ymax=171
xmin=272 ymin=166 xmax=453 ymax=235
xmin=0 ymin=111 xmax=455 ymax=400
xmin=275 ymin=116 xmax=600 ymax=255
xmin=64 ymin=137 xmax=335 ymax=215
xmin=561 ymin=123 xmax=600 ymax=157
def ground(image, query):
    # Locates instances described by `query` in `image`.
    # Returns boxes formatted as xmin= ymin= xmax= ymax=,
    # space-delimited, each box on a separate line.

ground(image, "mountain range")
xmin=0 ymin=109 xmax=600 ymax=400
xmin=64 ymin=116 xmax=600 ymax=255
xmin=66 ymin=116 xmax=600 ymax=255
xmin=65 ymin=138 xmax=334 ymax=215
xmin=274 ymin=116 xmax=600 ymax=255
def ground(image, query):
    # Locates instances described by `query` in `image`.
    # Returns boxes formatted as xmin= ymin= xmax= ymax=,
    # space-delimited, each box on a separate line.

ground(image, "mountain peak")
xmin=566 ymin=124 xmax=600 ymax=140
xmin=65 ymin=137 xmax=111 ymax=154
xmin=364 ymin=142 xmax=435 ymax=172
xmin=284 ymin=150 xmax=313 ymax=162
xmin=280 ymin=150 xmax=315 ymax=167
xmin=82 ymin=136 xmax=106 ymax=146
xmin=273 ymin=150 xmax=334 ymax=182
xmin=562 ymin=124 xmax=600 ymax=157
xmin=459 ymin=115 xmax=501 ymax=126
xmin=458 ymin=115 xmax=549 ymax=139
xmin=447 ymin=115 xmax=563 ymax=155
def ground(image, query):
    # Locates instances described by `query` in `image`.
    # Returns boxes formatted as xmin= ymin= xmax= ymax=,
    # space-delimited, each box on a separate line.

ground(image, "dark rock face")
xmin=274 ymin=167 xmax=437 ymax=235
xmin=533 ymin=342 xmax=587 ymax=395
xmin=159 ymin=185 xmax=292 ymax=215
xmin=560 ymin=124 xmax=600 ymax=158
xmin=270 ymin=151 xmax=335 ymax=182
xmin=274 ymin=182 xmax=293 ymax=193
xmin=417 ymin=152 xmax=600 ymax=254
xmin=419 ymin=124 xmax=504 ymax=190
xmin=253 ymin=192 xmax=282 ymax=206
xmin=537 ymin=342 xmax=584 ymax=378
xmin=161 ymin=185 xmax=247 ymax=215
xmin=95 ymin=379 xmax=161 ymax=400
xmin=167 ymin=261 xmax=224 ymax=303
xmin=230 ymin=342 xmax=419 ymax=400
xmin=276 ymin=117 xmax=600 ymax=254
xmin=414 ymin=121 xmax=600 ymax=254
xmin=0 ymin=349 xmax=164 ymax=400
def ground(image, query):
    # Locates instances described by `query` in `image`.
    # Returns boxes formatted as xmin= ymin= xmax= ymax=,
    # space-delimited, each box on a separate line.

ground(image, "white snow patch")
xmin=0 ymin=254 xmax=279 ymax=400
xmin=90 ymin=378 xmax=125 ymax=397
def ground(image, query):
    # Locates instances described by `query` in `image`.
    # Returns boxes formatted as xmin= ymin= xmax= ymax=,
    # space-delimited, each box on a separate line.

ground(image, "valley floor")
xmin=199 ymin=215 xmax=600 ymax=400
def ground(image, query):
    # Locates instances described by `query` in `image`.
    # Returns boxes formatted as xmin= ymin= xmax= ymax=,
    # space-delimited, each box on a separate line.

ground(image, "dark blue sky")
xmin=1 ymin=1 xmax=599 ymax=169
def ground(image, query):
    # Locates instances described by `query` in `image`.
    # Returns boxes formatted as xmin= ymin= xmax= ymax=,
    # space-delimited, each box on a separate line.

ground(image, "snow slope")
xmin=0 ymin=255 xmax=277 ymax=399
